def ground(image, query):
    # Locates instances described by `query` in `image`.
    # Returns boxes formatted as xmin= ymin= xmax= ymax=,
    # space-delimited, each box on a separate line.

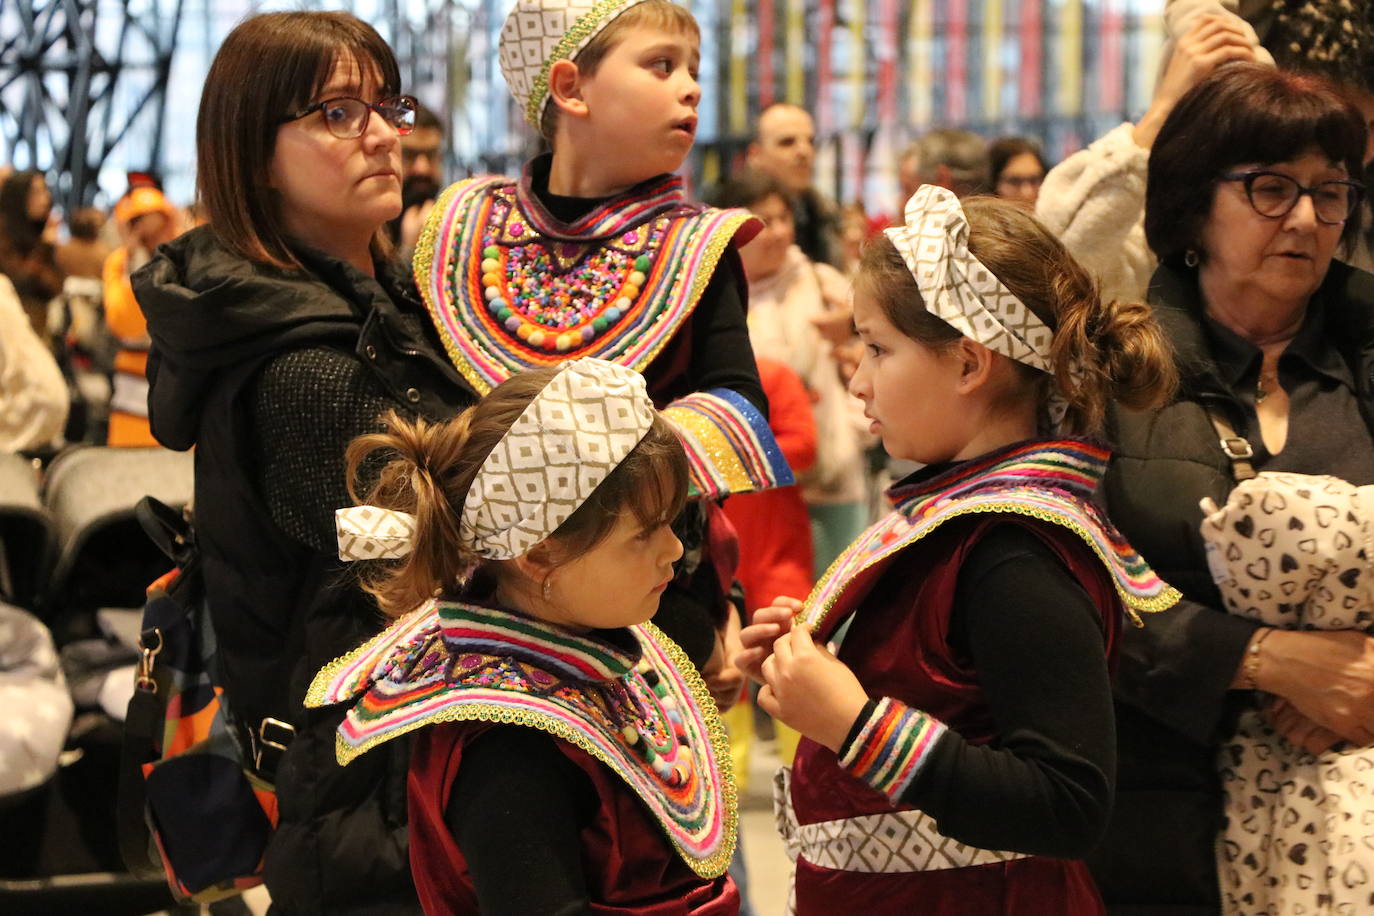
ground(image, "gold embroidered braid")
xmin=804 ymin=501 xmax=1181 ymax=635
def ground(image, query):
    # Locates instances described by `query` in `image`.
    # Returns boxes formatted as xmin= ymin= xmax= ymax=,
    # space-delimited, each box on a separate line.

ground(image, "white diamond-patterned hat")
xmin=499 ymin=0 xmax=655 ymax=127
xmin=883 ymin=185 xmax=1053 ymax=373
xmin=459 ymin=357 xmax=657 ymax=559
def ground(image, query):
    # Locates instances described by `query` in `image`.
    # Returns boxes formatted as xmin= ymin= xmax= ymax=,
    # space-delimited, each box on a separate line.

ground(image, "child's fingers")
xmin=772 ymin=631 xmax=795 ymax=665
xmin=734 ymin=647 xmax=769 ymax=683
xmin=740 ymin=623 xmax=784 ymax=653
xmin=770 ymin=596 xmax=804 ymax=611
xmin=752 ymin=605 xmax=795 ymax=628
xmin=790 ymin=621 xmax=818 ymax=656
xmin=757 ymin=684 xmax=780 ymax=718
xmin=761 ymin=652 xmax=779 ymax=686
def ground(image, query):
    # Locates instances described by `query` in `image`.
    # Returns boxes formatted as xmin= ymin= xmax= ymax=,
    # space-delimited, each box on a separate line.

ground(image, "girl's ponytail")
xmin=345 ymin=408 xmax=482 ymax=617
xmin=957 ymin=196 xmax=1176 ymax=436
xmin=1051 ymin=293 xmax=1177 ymax=436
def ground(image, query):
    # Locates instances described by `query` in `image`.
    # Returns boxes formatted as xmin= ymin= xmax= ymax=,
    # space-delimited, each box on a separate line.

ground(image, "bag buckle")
xmin=136 ymin=628 xmax=162 ymax=693
xmin=1219 ymin=436 xmax=1254 ymax=461
xmin=252 ymin=717 xmax=296 ymax=778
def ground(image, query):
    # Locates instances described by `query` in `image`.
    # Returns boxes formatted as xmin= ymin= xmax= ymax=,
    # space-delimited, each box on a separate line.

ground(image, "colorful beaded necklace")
xmin=414 ymin=158 xmax=760 ymax=394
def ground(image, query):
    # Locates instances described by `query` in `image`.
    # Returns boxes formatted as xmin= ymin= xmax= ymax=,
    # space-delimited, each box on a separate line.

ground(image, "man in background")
xmin=747 ymin=103 xmax=841 ymax=267
xmin=394 ymin=105 xmax=445 ymax=256
xmin=896 ymin=128 xmax=989 ymax=215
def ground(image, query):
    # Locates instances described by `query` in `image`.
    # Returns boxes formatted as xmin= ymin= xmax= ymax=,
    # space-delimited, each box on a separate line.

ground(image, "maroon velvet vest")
xmin=408 ymin=722 xmax=739 ymax=916
xmin=790 ymin=516 xmax=1120 ymax=915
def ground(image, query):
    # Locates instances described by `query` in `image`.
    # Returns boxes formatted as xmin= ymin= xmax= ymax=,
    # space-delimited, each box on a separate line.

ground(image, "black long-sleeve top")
xmin=838 ymin=523 xmax=1116 ymax=858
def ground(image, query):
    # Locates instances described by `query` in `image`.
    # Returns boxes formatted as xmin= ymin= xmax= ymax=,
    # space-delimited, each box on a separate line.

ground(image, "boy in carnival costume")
xmin=415 ymin=0 xmax=788 ymax=673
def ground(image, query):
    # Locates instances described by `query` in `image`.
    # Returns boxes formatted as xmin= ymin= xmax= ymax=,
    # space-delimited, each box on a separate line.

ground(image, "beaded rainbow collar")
xmin=307 ymin=600 xmax=737 ymax=878
xmin=800 ymin=439 xmax=1180 ymax=636
xmin=414 ymin=163 xmax=759 ymax=394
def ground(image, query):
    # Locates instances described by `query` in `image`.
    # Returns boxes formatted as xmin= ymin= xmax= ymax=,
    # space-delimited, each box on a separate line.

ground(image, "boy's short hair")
xmin=537 ymin=0 xmax=698 ymax=143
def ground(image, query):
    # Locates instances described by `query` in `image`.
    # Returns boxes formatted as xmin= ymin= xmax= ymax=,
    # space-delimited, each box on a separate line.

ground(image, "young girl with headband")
xmin=309 ymin=357 xmax=739 ymax=915
xmin=737 ymin=187 xmax=1181 ymax=914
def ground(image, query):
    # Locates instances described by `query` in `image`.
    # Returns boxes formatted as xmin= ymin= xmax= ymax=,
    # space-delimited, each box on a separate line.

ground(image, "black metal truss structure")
xmin=0 ymin=0 xmax=185 ymax=212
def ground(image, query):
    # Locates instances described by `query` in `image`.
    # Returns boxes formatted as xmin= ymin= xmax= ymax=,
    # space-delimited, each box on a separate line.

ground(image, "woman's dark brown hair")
xmin=0 ymin=170 xmax=45 ymax=255
xmin=986 ymin=136 xmax=1047 ymax=191
xmin=346 ymin=367 xmax=690 ymax=617
xmin=197 ymin=11 xmax=401 ymax=269
xmin=857 ymin=196 xmax=1176 ymax=436
xmin=1146 ymin=62 xmax=1367 ymax=266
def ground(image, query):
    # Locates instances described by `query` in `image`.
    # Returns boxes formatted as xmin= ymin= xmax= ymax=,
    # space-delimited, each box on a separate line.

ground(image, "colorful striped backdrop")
xmin=440 ymin=0 xmax=1167 ymax=219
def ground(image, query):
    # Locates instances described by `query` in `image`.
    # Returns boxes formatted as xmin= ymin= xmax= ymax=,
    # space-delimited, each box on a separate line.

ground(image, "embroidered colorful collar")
xmin=888 ymin=438 xmax=1109 ymax=518
xmin=307 ymin=600 xmax=738 ymax=878
xmin=514 ymin=157 xmax=696 ymax=243
xmin=800 ymin=439 xmax=1179 ymax=633
xmin=414 ymin=163 xmax=759 ymax=394
xmin=438 ymin=601 xmax=640 ymax=683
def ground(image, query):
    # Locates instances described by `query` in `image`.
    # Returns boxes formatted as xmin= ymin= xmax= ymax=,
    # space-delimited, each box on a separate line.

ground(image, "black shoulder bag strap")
xmin=117 ymin=496 xmax=194 ymax=877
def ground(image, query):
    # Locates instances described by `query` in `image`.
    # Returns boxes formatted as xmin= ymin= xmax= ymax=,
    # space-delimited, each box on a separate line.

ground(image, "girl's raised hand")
xmin=756 ymin=623 xmax=869 ymax=753
xmin=735 ymin=597 xmax=802 ymax=684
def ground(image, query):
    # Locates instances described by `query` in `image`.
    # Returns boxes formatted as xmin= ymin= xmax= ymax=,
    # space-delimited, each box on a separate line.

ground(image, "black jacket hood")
xmin=133 ymin=226 xmax=405 ymax=450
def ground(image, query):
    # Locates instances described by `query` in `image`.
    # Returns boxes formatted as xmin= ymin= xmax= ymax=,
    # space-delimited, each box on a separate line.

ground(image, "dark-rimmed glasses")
xmin=281 ymin=95 xmax=418 ymax=140
xmin=1218 ymin=169 xmax=1365 ymax=226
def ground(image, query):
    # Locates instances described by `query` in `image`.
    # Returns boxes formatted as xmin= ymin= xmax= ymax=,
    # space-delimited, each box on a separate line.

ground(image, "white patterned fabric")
xmin=1198 ymin=471 xmax=1374 ymax=914
xmin=772 ymin=766 xmax=1026 ymax=876
xmin=499 ymin=0 xmax=653 ymax=126
xmin=0 ymin=602 xmax=74 ymax=796
xmin=336 ymin=506 xmax=418 ymax=561
xmin=883 ymin=185 xmax=1053 ymax=373
xmin=460 ymin=358 xmax=655 ymax=559
xmin=1200 ymin=473 xmax=1374 ymax=630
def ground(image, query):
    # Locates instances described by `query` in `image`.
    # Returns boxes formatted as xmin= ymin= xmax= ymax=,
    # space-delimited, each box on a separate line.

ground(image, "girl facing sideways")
xmin=309 ymin=357 xmax=739 ymax=915
xmin=738 ymin=187 xmax=1179 ymax=914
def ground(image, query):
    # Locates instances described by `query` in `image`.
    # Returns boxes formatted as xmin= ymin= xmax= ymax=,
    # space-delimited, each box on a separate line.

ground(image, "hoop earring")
xmin=1184 ymin=249 xmax=1199 ymax=268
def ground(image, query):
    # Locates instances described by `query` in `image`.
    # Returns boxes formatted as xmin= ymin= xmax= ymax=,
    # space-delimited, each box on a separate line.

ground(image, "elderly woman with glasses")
xmin=132 ymin=11 xmax=476 ymax=914
xmin=1091 ymin=63 xmax=1374 ymax=915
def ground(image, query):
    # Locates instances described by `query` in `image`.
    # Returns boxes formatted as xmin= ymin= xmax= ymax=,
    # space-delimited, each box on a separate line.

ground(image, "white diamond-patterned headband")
xmin=498 ymin=0 xmax=653 ymax=127
xmin=336 ymin=358 xmax=656 ymax=563
xmin=883 ymin=185 xmax=1053 ymax=374
xmin=459 ymin=357 xmax=656 ymax=558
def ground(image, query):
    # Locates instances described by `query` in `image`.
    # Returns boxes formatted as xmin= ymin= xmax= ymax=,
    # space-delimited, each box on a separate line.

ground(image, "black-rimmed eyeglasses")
xmin=282 ymin=95 xmax=418 ymax=140
xmin=1218 ymin=169 xmax=1365 ymax=226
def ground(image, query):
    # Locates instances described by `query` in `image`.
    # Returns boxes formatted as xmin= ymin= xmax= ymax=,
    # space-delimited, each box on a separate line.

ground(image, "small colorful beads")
xmin=480 ymin=213 xmax=664 ymax=352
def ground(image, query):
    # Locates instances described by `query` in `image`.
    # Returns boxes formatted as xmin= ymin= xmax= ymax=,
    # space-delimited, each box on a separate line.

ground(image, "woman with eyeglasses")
xmin=1090 ymin=63 xmax=1374 ymax=915
xmin=986 ymin=136 xmax=1047 ymax=211
xmin=132 ymin=12 xmax=476 ymax=913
